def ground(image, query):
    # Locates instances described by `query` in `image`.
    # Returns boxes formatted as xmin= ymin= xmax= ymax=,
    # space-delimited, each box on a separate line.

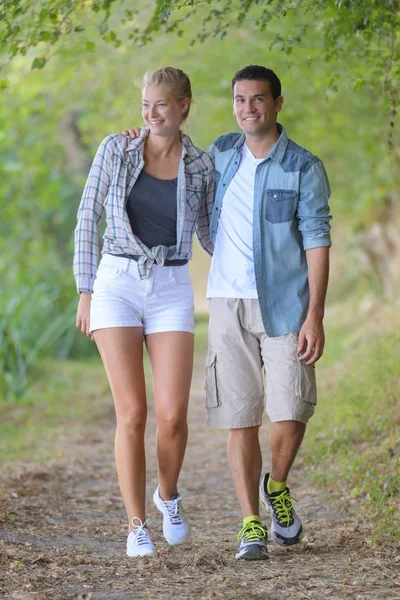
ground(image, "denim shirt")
xmin=208 ymin=124 xmax=332 ymax=337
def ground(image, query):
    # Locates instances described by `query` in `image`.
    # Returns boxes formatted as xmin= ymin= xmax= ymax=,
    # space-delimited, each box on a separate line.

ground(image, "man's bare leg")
xmin=259 ymin=419 xmax=306 ymax=547
xmin=269 ymin=420 xmax=306 ymax=483
xmin=228 ymin=426 xmax=268 ymax=560
xmin=227 ymin=426 xmax=262 ymax=518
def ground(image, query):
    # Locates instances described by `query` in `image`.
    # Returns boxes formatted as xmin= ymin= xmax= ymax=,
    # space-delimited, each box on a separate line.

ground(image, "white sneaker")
xmin=126 ymin=517 xmax=156 ymax=557
xmin=153 ymin=485 xmax=190 ymax=545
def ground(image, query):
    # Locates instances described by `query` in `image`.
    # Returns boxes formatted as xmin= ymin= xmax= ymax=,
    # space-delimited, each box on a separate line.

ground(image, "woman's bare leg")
xmin=94 ymin=327 xmax=146 ymax=530
xmin=145 ymin=332 xmax=194 ymax=500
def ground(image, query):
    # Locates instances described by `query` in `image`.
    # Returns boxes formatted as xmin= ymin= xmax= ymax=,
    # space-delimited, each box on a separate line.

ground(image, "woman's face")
xmin=141 ymin=85 xmax=189 ymax=136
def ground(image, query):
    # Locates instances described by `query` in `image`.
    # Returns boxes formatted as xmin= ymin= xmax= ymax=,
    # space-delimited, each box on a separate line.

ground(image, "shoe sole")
xmin=235 ymin=553 xmax=269 ymax=561
xmin=165 ymin=535 xmax=191 ymax=546
xmin=272 ymin=525 xmax=303 ymax=547
xmin=235 ymin=549 xmax=268 ymax=561
xmin=259 ymin=496 xmax=303 ymax=547
xmin=126 ymin=550 xmax=157 ymax=558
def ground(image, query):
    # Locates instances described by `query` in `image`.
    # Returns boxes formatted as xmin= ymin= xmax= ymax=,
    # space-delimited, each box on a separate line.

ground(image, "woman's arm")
xmin=73 ymin=135 xmax=114 ymax=294
xmin=196 ymin=155 xmax=215 ymax=256
xmin=74 ymin=136 xmax=114 ymax=337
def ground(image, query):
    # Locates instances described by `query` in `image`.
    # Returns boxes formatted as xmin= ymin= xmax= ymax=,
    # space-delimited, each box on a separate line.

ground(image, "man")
xmin=123 ymin=64 xmax=332 ymax=561
xmin=203 ymin=65 xmax=331 ymax=560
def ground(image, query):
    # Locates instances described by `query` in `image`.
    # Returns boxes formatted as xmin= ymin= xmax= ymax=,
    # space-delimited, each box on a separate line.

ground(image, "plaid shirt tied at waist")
xmin=73 ymin=128 xmax=214 ymax=293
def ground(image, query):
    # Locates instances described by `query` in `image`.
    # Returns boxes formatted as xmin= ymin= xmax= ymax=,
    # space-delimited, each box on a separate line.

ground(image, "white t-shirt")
xmin=207 ymin=143 xmax=264 ymax=298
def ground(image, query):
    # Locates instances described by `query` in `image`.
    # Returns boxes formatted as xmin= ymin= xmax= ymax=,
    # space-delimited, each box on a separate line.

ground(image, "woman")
xmin=73 ymin=67 xmax=214 ymax=557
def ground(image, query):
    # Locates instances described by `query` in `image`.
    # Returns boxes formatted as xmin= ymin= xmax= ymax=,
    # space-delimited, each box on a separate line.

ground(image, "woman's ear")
xmin=181 ymin=97 xmax=191 ymax=117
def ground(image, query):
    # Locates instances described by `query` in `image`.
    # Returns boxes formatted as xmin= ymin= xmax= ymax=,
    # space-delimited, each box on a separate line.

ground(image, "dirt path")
xmin=1 ymin=354 xmax=399 ymax=600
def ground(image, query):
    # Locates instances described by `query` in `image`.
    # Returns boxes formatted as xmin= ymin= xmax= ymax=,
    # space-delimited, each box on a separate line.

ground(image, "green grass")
xmin=0 ymin=360 xmax=111 ymax=465
xmin=0 ymin=317 xmax=210 ymax=466
xmin=304 ymin=301 xmax=400 ymax=547
xmin=194 ymin=312 xmax=209 ymax=355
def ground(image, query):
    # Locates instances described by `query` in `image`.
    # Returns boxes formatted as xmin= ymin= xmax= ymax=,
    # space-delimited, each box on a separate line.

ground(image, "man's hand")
xmin=122 ymin=128 xmax=141 ymax=139
xmin=297 ymin=317 xmax=325 ymax=365
xmin=76 ymin=292 xmax=92 ymax=338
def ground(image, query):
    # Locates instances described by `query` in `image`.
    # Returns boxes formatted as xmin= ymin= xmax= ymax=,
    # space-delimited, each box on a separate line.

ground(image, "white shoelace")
xmin=129 ymin=517 xmax=152 ymax=546
xmin=163 ymin=494 xmax=184 ymax=525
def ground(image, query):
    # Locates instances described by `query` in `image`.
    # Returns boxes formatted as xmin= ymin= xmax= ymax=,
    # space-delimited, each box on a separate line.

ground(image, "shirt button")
xmin=223 ymin=183 xmax=226 ymax=187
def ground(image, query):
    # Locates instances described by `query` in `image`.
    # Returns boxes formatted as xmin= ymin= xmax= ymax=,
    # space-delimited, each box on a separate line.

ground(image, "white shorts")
xmin=90 ymin=254 xmax=195 ymax=335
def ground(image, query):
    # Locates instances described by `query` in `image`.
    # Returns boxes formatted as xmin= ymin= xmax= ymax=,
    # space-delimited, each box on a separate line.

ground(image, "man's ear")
xmin=276 ymin=96 xmax=284 ymax=114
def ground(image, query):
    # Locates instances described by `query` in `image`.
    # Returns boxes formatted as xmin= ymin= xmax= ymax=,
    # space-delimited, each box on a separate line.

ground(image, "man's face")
xmin=232 ymin=80 xmax=284 ymax=136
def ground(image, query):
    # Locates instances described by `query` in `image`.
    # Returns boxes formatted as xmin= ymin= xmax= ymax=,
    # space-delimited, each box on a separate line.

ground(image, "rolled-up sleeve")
xmin=297 ymin=160 xmax=332 ymax=250
xmin=73 ymin=136 xmax=113 ymax=293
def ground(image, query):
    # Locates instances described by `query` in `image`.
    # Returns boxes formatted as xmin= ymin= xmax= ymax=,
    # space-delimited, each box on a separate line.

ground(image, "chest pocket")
xmin=186 ymin=184 xmax=203 ymax=211
xmin=264 ymin=189 xmax=297 ymax=224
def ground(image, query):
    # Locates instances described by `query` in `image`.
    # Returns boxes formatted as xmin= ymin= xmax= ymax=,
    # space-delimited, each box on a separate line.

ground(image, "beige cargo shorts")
xmin=205 ymin=298 xmax=317 ymax=428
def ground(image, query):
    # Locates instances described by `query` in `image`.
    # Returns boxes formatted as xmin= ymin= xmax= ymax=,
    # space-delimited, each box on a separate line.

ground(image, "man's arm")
xmin=297 ymin=247 xmax=329 ymax=365
xmin=296 ymin=158 xmax=332 ymax=365
xmin=123 ymin=128 xmax=141 ymax=139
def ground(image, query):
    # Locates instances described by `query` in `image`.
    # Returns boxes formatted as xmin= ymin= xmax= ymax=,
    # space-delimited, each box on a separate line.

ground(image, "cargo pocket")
xmin=205 ymin=353 xmax=220 ymax=408
xmin=296 ymin=359 xmax=317 ymax=405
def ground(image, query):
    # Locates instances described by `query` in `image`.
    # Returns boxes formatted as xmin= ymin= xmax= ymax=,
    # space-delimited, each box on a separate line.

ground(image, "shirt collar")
xmin=268 ymin=123 xmax=288 ymax=163
xmin=126 ymin=127 xmax=194 ymax=160
xmin=126 ymin=127 xmax=149 ymax=152
xmin=234 ymin=123 xmax=289 ymax=163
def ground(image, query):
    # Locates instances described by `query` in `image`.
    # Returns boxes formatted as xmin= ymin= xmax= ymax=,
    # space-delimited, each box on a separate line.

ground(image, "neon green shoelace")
xmin=270 ymin=489 xmax=296 ymax=527
xmin=237 ymin=521 xmax=267 ymax=542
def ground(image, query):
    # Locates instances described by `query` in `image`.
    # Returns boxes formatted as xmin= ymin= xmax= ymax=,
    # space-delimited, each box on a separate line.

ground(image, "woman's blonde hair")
xmin=142 ymin=67 xmax=192 ymax=121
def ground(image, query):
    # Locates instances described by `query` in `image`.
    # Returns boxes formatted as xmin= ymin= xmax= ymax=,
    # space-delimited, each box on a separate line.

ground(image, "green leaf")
xmin=38 ymin=30 xmax=52 ymax=42
xmin=31 ymin=57 xmax=47 ymax=70
xmin=85 ymin=41 xmax=96 ymax=52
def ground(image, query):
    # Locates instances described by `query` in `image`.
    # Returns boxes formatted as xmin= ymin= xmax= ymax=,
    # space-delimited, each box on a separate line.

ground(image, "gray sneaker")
xmin=259 ymin=473 xmax=303 ymax=546
xmin=235 ymin=520 xmax=268 ymax=560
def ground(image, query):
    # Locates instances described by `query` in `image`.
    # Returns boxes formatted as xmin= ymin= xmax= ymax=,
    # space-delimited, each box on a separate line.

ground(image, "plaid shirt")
xmin=74 ymin=128 xmax=214 ymax=293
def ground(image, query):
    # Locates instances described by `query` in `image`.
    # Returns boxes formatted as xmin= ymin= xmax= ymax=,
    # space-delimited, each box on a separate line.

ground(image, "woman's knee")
xmin=157 ymin=414 xmax=187 ymax=437
xmin=116 ymin=405 xmax=147 ymax=434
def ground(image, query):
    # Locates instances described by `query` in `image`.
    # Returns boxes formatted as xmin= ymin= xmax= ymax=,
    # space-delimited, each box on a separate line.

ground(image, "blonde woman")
xmin=73 ymin=68 xmax=214 ymax=557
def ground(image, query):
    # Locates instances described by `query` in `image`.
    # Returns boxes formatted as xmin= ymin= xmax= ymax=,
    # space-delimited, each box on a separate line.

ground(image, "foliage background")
xmin=0 ymin=0 xmax=399 ymax=547
xmin=0 ymin=0 xmax=399 ymax=394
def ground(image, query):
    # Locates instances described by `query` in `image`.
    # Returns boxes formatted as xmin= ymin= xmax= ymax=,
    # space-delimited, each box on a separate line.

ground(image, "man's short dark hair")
xmin=232 ymin=65 xmax=281 ymax=100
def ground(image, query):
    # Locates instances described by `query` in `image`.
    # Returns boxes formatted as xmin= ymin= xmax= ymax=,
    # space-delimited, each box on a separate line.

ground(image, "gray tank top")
xmin=126 ymin=170 xmax=178 ymax=249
